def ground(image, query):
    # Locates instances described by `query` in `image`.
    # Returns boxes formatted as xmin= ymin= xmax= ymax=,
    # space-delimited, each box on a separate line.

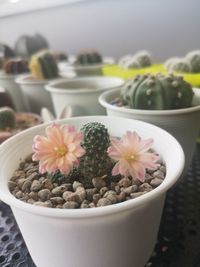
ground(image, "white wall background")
xmin=0 ymin=0 xmax=199 ymax=62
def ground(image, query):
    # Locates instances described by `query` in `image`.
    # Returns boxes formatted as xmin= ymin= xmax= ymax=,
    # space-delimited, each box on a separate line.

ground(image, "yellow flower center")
xmin=126 ymin=154 xmax=136 ymax=161
xmin=54 ymin=146 xmax=68 ymax=158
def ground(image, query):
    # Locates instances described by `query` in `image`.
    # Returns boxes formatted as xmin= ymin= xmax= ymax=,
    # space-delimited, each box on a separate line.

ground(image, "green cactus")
xmin=48 ymin=167 xmax=83 ymax=185
xmin=79 ymin=122 xmax=113 ymax=180
xmin=134 ymin=50 xmax=152 ymax=67
xmin=186 ymin=50 xmax=200 ymax=73
xmin=29 ymin=50 xmax=58 ymax=80
xmin=165 ymin=58 xmax=191 ymax=73
xmin=76 ymin=50 xmax=102 ymax=65
xmin=120 ymin=73 xmax=194 ymax=110
xmin=3 ymin=58 xmax=29 ymax=75
xmin=0 ymin=107 xmax=16 ymax=130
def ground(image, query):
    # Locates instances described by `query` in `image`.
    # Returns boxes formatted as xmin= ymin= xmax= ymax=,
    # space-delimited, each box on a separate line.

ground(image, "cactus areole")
xmin=120 ymin=73 xmax=194 ymax=110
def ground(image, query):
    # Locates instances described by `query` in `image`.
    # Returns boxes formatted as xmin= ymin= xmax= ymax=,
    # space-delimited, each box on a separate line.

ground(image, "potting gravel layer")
xmin=9 ymin=154 xmax=166 ymax=209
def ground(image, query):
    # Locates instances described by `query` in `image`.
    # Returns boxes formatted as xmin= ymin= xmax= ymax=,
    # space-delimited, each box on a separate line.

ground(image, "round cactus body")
xmin=29 ymin=50 xmax=58 ymax=80
xmin=0 ymin=107 xmax=16 ymax=130
xmin=186 ymin=50 xmax=200 ymax=73
xmin=120 ymin=73 xmax=194 ymax=110
xmin=79 ymin=122 xmax=113 ymax=179
xmin=165 ymin=58 xmax=191 ymax=73
xmin=76 ymin=50 xmax=102 ymax=65
xmin=133 ymin=50 xmax=152 ymax=67
xmin=3 ymin=58 xmax=29 ymax=75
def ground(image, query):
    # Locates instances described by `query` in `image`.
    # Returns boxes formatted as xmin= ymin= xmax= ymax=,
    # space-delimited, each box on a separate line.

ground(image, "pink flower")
xmin=107 ymin=131 xmax=159 ymax=182
xmin=32 ymin=123 xmax=85 ymax=174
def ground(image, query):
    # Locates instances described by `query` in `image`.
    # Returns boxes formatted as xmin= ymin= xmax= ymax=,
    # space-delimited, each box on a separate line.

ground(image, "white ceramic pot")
xmin=58 ymin=57 xmax=115 ymax=77
xmin=0 ymin=72 xmax=27 ymax=112
xmin=99 ymin=88 xmax=200 ymax=174
xmin=45 ymin=76 xmax=124 ymax=117
xmin=15 ymin=74 xmax=54 ymax=114
xmin=0 ymin=116 xmax=184 ymax=267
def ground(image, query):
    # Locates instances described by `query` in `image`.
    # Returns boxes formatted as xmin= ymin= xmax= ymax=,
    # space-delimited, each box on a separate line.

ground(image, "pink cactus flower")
xmin=107 ymin=131 xmax=159 ymax=182
xmin=32 ymin=123 xmax=85 ymax=174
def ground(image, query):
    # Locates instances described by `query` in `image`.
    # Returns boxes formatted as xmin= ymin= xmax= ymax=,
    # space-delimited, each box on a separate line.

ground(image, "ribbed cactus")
xmin=29 ymin=50 xmax=58 ymax=80
xmin=3 ymin=58 xmax=29 ymax=75
xmin=121 ymin=73 xmax=194 ymax=110
xmin=186 ymin=50 xmax=200 ymax=73
xmin=76 ymin=50 xmax=102 ymax=65
xmin=79 ymin=122 xmax=113 ymax=180
xmin=0 ymin=107 xmax=16 ymax=130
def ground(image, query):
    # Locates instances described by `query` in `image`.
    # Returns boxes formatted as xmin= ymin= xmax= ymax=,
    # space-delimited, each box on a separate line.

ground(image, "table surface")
xmin=0 ymin=145 xmax=200 ymax=267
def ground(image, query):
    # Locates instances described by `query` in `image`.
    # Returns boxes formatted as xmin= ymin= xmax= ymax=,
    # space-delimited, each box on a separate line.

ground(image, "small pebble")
xmin=118 ymin=177 xmax=131 ymax=188
xmin=150 ymin=178 xmax=163 ymax=187
xmin=92 ymin=177 xmax=106 ymax=189
xmin=38 ymin=189 xmax=51 ymax=201
xmin=31 ymin=180 xmax=42 ymax=192
xmin=152 ymin=170 xmax=165 ymax=180
xmin=21 ymin=180 xmax=32 ymax=192
xmin=99 ymin=187 xmax=108 ymax=197
xmin=63 ymin=201 xmax=79 ymax=209
xmin=52 ymin=184 xmax=69 ymax=196
xmin=73 ymin=181 xmax=83 ymax=191
xmin=139 ymin=183 xmax=153 ymax=192
xmin=29 ymin=191 xmax=39 ymax=201
xmin=97 ymin=198 xmax=113 ymax=207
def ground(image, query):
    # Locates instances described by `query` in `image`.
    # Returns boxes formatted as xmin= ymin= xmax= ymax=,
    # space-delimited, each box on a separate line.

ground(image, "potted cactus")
xmin=59 ymin=49 xmax=114 ymax=77
xmin=16 ymin=50 xmax=58 ymax=114
xmin=0 ymin=116 xmax=184 ymax=267
xmin=0 ymin=58 xmax=29 ymax=112
xmin=0 ymin=106 xmax=42 ymax=144
xmin=99 ymin=73 xmax=200 ymax=174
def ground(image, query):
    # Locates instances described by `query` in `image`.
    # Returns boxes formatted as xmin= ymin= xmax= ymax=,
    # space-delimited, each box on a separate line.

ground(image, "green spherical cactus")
xmin=76 ymin=50 xmax=102 ymax=65
xmin=79 ymin=122 xmax=113 ymax=180
xmin=0 ymin=107 xmax=16 ymax=130
xmin=134 ymin=50 xmax=152 ymax=67
xmin=29 ymin=50 xmax=58 ymax=80
xmin=165 ymin=58 xmax=191 ymax=73
xmin=120 ymin=73 xmax=194 ymax=110
xmin=186 ymin=50 xmax=200 ymax=73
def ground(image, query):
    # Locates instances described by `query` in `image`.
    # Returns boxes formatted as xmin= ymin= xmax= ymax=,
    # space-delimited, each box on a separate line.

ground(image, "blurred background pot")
xmin=45 ymin=76 xmax=124 ymax=117
xmin=99 ymin=88 xmax=200 ymax=174
xmin=0 ymin=72 xmax=26 ymax=112
xmin=16 ymin=74 xmax=54 ymax=114
xmin=0 ymin=116 xmax=184 ymax=267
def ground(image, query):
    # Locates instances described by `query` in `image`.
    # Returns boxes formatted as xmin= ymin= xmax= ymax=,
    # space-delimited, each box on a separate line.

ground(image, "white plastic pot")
xmin=0 ymin=72 xmax=26 ymax=111
xmin=0 ymin=116 xmax=184 ymax=267
xmin=16 ymin=74 xmax=54 ymax=114
xmin=58 ymin=56 xmax=114 ymax=77
xmin=99 ymin=88 xmax=200 ymax=174
xmin=45 ymin=76 xmax=124 ymax=117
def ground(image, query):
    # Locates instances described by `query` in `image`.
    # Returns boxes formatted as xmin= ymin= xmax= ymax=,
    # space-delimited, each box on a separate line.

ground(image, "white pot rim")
xmin=99 ymin=88 xmax=200 ymax=116
xmin=0 ymin=72 xmax=18 ymax=80
xmin=15 ymin=74 xmax=48 ymax=85
xmin=45 ymin=76 xmax=125 ymax=94
xmin=0 ymin=116 xmax=184 ymax=219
